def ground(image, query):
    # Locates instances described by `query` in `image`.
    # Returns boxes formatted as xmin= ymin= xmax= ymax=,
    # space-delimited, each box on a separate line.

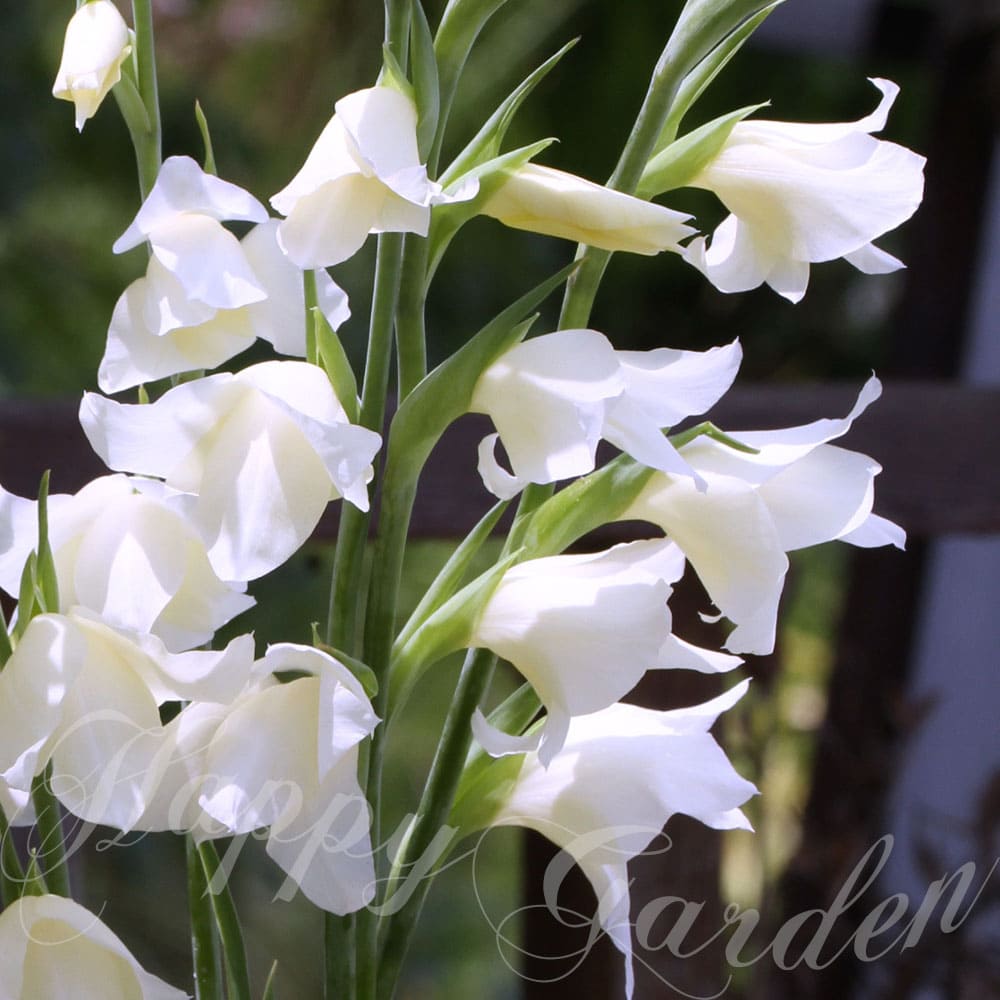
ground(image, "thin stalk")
xmin=187 ymin=836 xmax=222 ymax=1000
xmin=198 ymin=841 xmax=251 ymax=1000
xmin=324 ymin=232 xmax=405 ymax=651
xmin=354 ymin=469 xmax=418 ymax=1000
xmin=375 ymin=649 xmax=497 ymax=997
xmin=0 ymin=807 xmax=26 ymax=906
xmin=130 ymin=0 xmax=163 ymax=198
xmin=325 ymin=910 xmax=355 ymax=1000
xmin=558 ymin=32 xmax=698 ymax=329
xmin=395 ymin=234 xmax=430 ymax=400
xmin=304 ymin=270 xmax=319 ymax=367
xmin=29 ymin=767 xmax=69 ymax=897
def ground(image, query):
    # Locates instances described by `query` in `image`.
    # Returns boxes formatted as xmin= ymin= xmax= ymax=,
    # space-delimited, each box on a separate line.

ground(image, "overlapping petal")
xmin=272 ymin=86 xmax=478 ymax=267
xmin=684 ymin=79 xmax=926 ymax=302
xmin=98 ymin=219 xmax=350 ymax=392
xmin=471 ymin=332 xmax=740 ymax=497
xmin=80 ymin=361 xmax=382 ymax=580
xmin=623 ymin=377 xmax=903 ymax=654
xmin=0 ymin=611 xmax=255 ymax=829
xmin=0 ymin=894 xmax=188 ymax=999
xmin=0 ymin=474 xmax=254 ymax=651
xmin=485 ymin=682 xmax=756 ymax=998
xmin=470 ymin=539 xmax=739 ymax=764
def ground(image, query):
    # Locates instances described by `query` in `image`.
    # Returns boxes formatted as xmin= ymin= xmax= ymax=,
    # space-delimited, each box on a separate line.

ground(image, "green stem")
xmin=304 ymin=269 xmax=319 ymax=367
xmin=130 ymin=0 xmax=162 ymax=199
xmin=395 ymin=235 xmax=430 ymax=400
xmin=354 ymin=469 xmax=418 ymax=1000
xmin=187 ymin=836 xmax=222 ymax=1000
xmin=558 ymin=7 xmax=719 ymax=330
xmin=384 ymin=0 xmax=410 ymax=68
xmin=198 ymin=841 xmax=251 ymax=1000
xmin=30 ymin=767 xmax=70 ymax=897
xmin=325 ymin=911 xmax=355 ymax=1000
xmin=375 ymin=649 xmax=497 ymax=997
xmin=0 ymin=806 xmax=26 ymax=906
xmin=324 ymin=233 xmax=405 ymax=652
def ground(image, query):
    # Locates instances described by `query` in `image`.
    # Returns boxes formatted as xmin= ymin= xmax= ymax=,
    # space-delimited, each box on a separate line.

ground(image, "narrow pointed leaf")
xmin=657 ymin=1 xmax=783 ymax=145
xmin=386 ymin=261 xmax=579 ymax=487
xmin=439 ymin=39 xmax=577 ymax=187
xmin=395 ymin=499 xmax=509 ymax=652
xmin=639 ymin=103 xmax=766 ymax=199
xmin=410 ymin=0 xmax=440 ymax=159
xmin=313 ymin=307 xmax=359 ymax=423
xmin=195 ymin=100 xmax=218 ymax=175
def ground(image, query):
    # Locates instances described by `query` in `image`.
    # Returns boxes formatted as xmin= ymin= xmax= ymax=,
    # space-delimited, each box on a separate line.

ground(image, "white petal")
xmin=615 ymin=340 xmax=742 ymax=428
xmin=470 ymin=330 xmax=622 ymax=484
xmin=476 ymin=433 xmax=527 ymax=500
xmin=148 ymin=214 xmax=267 ymax=310
xmin=0 ymin=615 xmax=89 ymax=791
xmin=684 ymin=214 xmax=777 ymax=295
xmin=266 ymin=749 xmax=376 ymax=914
xmin=3 ymin=895 xmax=189 ymax=1000
xmin=240 ymin=219 xmax=350 ymax=356
xmin=276 ymin=174 xmax=384 ymax=268
xmin=271 ymin=117 xmax=360 ymax=213
xmin=52 ymin=1 xmax=132 ymax=132
xmin=682 ymin=375 xmax=883 ymax=482
xmin=482 ymin=164 xmax=695 ymax=254
xmin=80 ymin=375 xmax=241 ymax=488
xmin=840 ymin=512 xmax=906 ymax=549
xmin=471 ymin=708 xmax=541 ymax=757
xmin=627 ymin=472 xmax=789 ymax=655
xmin=115 ymin=155 xmax=267 ymax=253
xmin=99 ymin=276 xmax=255 ymax=393
xmin=844 ymin=242 xmax=905 ymax=274
xmin=757 ymin=444 xmax=883 ymax=550
xmin=201 ymin=678 xmax=320 ymax=833
xmin=335 ymin=87 xmax=422 ymax=180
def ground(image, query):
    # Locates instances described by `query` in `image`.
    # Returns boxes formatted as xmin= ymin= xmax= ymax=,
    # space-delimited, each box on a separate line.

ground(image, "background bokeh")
xmin=2 ymin=1 xmax=995 ymax=998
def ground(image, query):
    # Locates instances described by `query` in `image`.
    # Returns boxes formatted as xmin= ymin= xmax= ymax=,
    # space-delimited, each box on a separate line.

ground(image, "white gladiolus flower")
xmin=98 ymin=219 xmax=351 ymax=392
xmin=271 ymin=86 xmax=477 ymax=268
xmin=113 ymin=156 xmax=269 ymax=332
xmin=0 ymin=474 xmax=254 ymax=651
xmin=138 ymin=644 xmax=379 ymax=915
xmin=0 ymin=894 xmax=188 ymax=999
xmin=52 ymin=1 xmax=132 ymax=132
xmin=683 ymin=78 xmax=925 ymax=302
xmin=80 ymin=360 xmax=382 ymax=581
xmin=623 ymin=376 xmax=905 ymax=654
xmin=484 ymin=683 xmax=757 ymax=999
xmin=472 ymin=331 xmax=741 ymax=498
xmin=0 ymin=610 xmax=255 ymax=830
xmin=481 ymin=163 xmax=695 ymax=254
xmin=470 ymin=539 xmax=742 ymax=764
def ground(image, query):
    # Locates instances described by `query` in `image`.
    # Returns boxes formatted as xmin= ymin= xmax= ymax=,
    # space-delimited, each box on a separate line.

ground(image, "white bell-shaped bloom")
xmin=481 ymin=163 xmax=695 ymax=254
xmin=0 ymin=894 xmax=188 ymax=999
xmin=0 ymin=610 xmax=255 ymax=830
xmin=114 ymin=156 xmax=269 ymax=332
xmin=0 ymin=474 xmax=253 ymax=651
xmin=624 ymin=376 xmax=904 ymax=654
xmin=470 ymin=539 xmax=741 ymax=765
xmin=684 ymin=79 xmax=926 ymax=302
xmin=138 ymin=644 xmax=379 ymax=915
xmin=80 ymin=360 xmax=382 ymax=581
xmin=472 ymin=332 xmax=741 ymax=498
xmin=52 ymin=1 xmax=132 ymax=132
xmin=99 ymin=219 xmax=351 ymax=392
xmin=272 ymin=86 xmax=477 ymax=268
xmin=485 ymin=682 xmax=757 ymax=999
